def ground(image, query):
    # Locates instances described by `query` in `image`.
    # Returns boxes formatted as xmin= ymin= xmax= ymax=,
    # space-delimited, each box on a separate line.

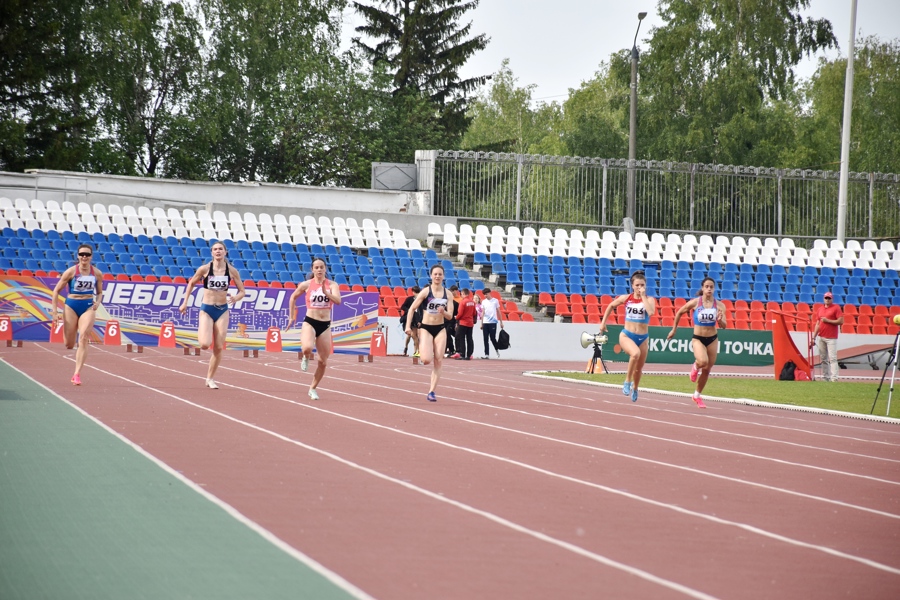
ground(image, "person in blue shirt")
xmin=51 ymin=243 xmax=104 ymax=386
xmin=599 ymin=271 xmax=656 ymax=402
xmin=667 ymin=277 xmax=727 ymax=408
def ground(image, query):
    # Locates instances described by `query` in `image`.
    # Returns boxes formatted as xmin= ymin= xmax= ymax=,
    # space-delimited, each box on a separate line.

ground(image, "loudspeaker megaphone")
xmin=580 ymin=331 xmax=608 ymax=348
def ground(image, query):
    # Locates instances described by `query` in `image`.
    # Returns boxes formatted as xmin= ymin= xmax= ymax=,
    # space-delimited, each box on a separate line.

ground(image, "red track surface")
xmin=4 ymin=343 xmax=900 ymax=599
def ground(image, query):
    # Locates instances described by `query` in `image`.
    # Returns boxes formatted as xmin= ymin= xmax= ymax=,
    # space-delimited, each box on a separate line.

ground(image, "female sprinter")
xmin=599 ymin=271 xmax=656 ymax=402
xmin=51 ymin=243 xmax=104 ymax=385
xmin=405 ymin=264 xmax=454 ymax=402
xmin=179 ymin=241 xmax=245 ymax=389
xmin=289 ymin=258 xmax=341 ymax=401
xmin=667 ymin=277 xmax=727 ymax=408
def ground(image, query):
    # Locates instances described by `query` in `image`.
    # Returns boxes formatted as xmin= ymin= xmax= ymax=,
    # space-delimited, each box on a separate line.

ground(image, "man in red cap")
xmin=811 ymin=291 xmax=844 ymax=381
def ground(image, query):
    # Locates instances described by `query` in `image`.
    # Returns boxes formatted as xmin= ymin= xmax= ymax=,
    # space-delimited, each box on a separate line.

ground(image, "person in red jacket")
xmin=811 ymin=291 xmax=844 ymax=382
xmin=452 ymin=288 xmax=476 ymax=360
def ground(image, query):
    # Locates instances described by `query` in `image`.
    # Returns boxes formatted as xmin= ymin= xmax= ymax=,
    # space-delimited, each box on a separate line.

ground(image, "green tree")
xmin=352 ymin=0 xmax=489 ymax=145
xmin=558 ymin=52 xmax=631 ymax=159
xmin=791 ymin=37 xmax=900 ymax=174
xmin=91 ymin=0 xmax=203 ymax=177
xmin=0 ymin=0 xmax=99 ymax=171
xmin=462 ymin=60 xmax=561 ymax=155
xmin=639 ymin=0 xmax=836 ymax=165
xmin=166 ymin=0 xmax=346 ymax=182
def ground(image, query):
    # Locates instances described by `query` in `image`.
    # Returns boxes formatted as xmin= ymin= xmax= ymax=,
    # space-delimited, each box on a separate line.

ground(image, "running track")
xmin=3 ymin=343 xmax=900 ymax=599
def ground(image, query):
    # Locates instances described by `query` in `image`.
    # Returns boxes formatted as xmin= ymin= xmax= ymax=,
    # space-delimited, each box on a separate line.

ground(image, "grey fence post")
xmin=689 ymin=164 xmax=695 ymax=232
xmin=868 ymin=172 xmax=874 ymax=239
xmin=777 ymin=171 xmax=783 ymax=237
xmin=515 ymin=154 xmax=523 ymax=223
xmin=601 ymin=161 xmax=608 ymax=227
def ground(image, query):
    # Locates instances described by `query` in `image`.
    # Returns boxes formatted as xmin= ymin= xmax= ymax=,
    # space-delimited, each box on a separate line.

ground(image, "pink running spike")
xmin=693 ymin=395 xmax=707 ymax=409
xmin=689 ymin=362 xmax=699 ymax=383
xmin=71 ymin=374 xmax=81 ymax=386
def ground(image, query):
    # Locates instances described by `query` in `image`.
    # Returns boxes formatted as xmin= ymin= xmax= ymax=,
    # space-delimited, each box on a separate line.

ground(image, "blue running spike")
xmin=622 ymin=381 xmax=632 ymax=396
xmin=427 ymin=392 xmax=437 ymax=402
xmin=631 ymin=387 xmax=638 ymax=402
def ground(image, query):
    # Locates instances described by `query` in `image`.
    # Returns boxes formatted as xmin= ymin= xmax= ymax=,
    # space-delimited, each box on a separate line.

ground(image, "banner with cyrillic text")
xmin=602 ymin=325 xmax=773 ymax=366
xmin=0 ymin=275 xmax=378 ymax=354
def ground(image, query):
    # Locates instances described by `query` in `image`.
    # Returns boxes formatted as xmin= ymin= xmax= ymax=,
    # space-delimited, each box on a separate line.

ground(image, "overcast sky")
xmin=342 ymin=0 xmax=900 ymax=104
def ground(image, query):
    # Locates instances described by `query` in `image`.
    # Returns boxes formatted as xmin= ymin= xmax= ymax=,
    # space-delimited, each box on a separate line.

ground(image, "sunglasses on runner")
xmin=78 ymin=252 xmax=92 ymax=257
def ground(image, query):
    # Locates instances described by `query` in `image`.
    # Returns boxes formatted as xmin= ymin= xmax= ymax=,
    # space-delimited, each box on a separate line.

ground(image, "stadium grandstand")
xmin=2 ymin=193 xmax=899 ymax=336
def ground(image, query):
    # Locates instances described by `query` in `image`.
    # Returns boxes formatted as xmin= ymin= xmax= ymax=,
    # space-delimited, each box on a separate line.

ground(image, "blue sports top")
xmin=68 ymin=271 xmax=97 ymax=295
xmin=693 ymin=299 xmax=719 ymax=327
xmin=624 ymin=294 xmax=650 ymax=324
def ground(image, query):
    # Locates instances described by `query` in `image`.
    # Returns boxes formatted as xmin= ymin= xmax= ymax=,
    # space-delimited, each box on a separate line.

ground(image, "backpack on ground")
xmin=779 ymin=360 xmax=796 ymax=381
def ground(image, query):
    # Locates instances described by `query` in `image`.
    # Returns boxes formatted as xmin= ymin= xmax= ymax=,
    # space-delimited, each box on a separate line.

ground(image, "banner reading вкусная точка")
xmin=600 ymin=325 xmax=773 ymax=366
xmin=0 ymin=275 xmax=378 ymax=353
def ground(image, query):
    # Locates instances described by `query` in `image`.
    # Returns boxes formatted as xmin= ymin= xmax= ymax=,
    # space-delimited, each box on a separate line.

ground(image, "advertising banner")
xmin=0 ymin=275 xmax=378 ymax=354
xmin=601 ymin=325 xmax=774 ymax=366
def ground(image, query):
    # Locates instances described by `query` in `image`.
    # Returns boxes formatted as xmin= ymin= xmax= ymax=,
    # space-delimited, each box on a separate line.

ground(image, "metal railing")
xmin=415 ymin=150 xmax=900 ymax=245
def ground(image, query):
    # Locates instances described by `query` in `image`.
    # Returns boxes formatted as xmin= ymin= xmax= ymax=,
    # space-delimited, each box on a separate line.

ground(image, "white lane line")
xmin=447 ymin=367 xmax=900 ymax=441
xmin=5 ymin=355 xmax=375 ymax=600
xmin=420 ymin=367 xmax=900 ymax=460
xmin=90 ymin=351 xmax=900 ymax=577
xmin=432 ymin=363 xmax=900 ymax=438
xmin=266 ymin=362 xmax=900 ymax=487
xmin=40 ymin=353 xmax=721 ymax=600
xmin=248 ymin=361 xmax=900 ymax=520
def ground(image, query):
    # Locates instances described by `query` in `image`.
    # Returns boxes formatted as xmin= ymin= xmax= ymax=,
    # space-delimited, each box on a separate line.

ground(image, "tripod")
xmin=587 ymin=341 xmax=609 ymax=374
xmin=870 ymin=332 xmax=900 ymax=416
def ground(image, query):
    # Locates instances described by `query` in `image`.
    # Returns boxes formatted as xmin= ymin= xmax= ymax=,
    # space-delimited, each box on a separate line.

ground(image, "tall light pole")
xmin=627 ymin=11 xmax=647 ymax=228
xmin=836 ymin=0 xmax=858 ymax=243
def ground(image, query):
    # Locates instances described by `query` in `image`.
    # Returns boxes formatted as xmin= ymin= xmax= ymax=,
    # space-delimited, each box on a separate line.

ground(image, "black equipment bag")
xmin=497 ymin=329 xmax=510 ymax=350
xmin=779 ymin=360 xmax=796 ymax=381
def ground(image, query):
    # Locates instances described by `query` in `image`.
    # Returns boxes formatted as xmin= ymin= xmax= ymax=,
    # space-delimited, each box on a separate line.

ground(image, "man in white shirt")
xmin=480 ymin=287 xmax=504 ymax=358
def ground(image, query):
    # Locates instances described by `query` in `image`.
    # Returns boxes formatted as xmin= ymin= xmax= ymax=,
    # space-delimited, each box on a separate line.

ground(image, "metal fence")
xmin=414 ymin=150 xmax=900 ymax=245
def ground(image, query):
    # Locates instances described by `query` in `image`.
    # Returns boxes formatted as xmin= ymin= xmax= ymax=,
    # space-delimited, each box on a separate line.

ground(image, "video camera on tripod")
xmin=581 ymin=331 xmax=609 ymax=374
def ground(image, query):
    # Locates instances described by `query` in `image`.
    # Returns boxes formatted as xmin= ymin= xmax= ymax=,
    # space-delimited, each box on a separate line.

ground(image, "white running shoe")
xmin=301 ymin=355 xmax=309 ymax=372
xmin=308 ymin=388 xmax=319 ymax=400
xmin=206 ymin=379 xmax=219 ymax=389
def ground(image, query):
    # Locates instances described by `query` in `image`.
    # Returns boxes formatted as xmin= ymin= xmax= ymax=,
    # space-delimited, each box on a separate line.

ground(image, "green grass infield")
xmin=537 ymin=372 xmax=900 ymax=420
